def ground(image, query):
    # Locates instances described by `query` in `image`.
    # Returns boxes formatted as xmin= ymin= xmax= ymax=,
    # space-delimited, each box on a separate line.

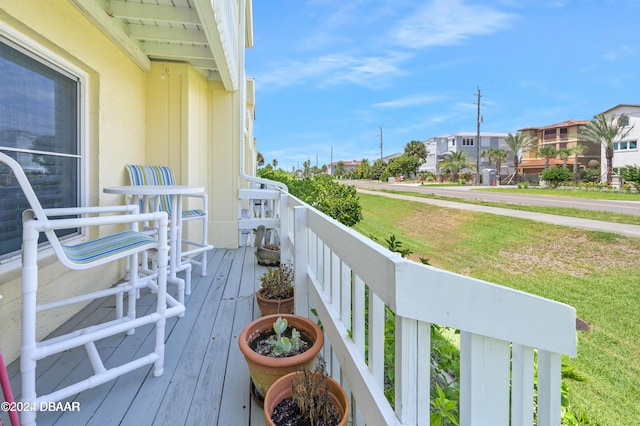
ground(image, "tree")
xmin=535 ymin=145 xmax=557 ymax=170
xmin=371 ymin=159 xmax=387 ymax=181
xmin=557 ymin=149 xmax=572 ymax=169
xmin=504 ymin=132 xmax=537 ymax=181
xmin=272 ymin=158 xmax=278 ymax=169
xmin=257 ymin=151 xmax=265 ymax=167
xmin=541 ymin=166 xmax=572 ymax=188
xmin=335 ymin=161 xmax=345 ymax=178
xmin=481 ymin=147 xmax=497 ymax=169
xmin=571 ymin=144 xmax=587 ymax=174
xmin=387 ymin=154 xmax=421 ymax=178
xmin=437 ymin=151 xmax=476 ymax=181
xmin=303 ymin=160 xmax=310 ymax=178
xmin=494 ymin=149 xmax=509 ymax=174
xmin=404 ymin=140 xmax=427 ymax=162
xmin=356 ymin=158 xmax=371 ymax=179
xmin=579 ymin=113 xmax=634 ymax=184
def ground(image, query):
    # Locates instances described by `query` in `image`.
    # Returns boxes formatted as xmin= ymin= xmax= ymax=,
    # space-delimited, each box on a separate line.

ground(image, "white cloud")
xmin=373 ymin=94 xmax=442 ymax=108
xmin=392 ymin=0 xmax=514 ymax=48
xmin=602 ymin=45 xmax=635 ymax=62
xmin=255 ymin=52 xmax=409 ymax=91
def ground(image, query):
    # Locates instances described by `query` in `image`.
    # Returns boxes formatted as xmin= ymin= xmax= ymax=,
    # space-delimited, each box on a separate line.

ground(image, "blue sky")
xmin=247 ymin=0 xmax=640 ymax=171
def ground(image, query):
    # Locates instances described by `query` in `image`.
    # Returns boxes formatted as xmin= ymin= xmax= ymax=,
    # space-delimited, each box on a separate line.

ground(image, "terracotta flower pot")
xmin=264 ymin=371 xmax=349 ymax=426
xmin=256 ymin=290 xmax=295 ymax=316
xmin=238 ymin=314 xmax=324 ymax=402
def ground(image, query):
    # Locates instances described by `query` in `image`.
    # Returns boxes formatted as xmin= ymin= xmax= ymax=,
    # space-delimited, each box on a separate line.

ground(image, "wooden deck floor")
xmin=1 ymin=247 xmax=269 ymax=425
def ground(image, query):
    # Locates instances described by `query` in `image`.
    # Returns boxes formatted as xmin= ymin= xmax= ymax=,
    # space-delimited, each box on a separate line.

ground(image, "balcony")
xmin=2 ymin=190 xmax=576 ymax=425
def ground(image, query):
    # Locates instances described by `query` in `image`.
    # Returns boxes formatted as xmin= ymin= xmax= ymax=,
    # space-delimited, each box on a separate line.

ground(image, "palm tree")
xmin=404 ymin=140 xmax=427 ymax=161
xmin=535 ymin=145 xmax=558 ymax=169
xmin=571 ymin=144 xmax=587 ymax=174
xmin=504 ymin=132 xmax=537 ymax=181
xmin=579 ymin=113 xmax=634 ymax=184
xmin=481 ymin=147 xmax=497 ymax=169
xmin=494 ymin=149 xmax=510 ymax=175
xmin=557 ymin=149 xmax=572 ymax=169
xmin=437 ymin=151 xmax=476 ymax=181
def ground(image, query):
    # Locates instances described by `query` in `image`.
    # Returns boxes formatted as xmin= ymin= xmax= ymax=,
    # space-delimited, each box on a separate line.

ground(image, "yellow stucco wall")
xmin=0 ymin=1 xmax=149 ymax=364
xmin=145 ymin=62 xmax=241 ymax=249
xmin=0 ymin=0 xmax=248 ymax=364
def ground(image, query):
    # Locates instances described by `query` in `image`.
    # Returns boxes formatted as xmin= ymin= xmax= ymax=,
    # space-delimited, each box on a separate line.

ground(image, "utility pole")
xmin=475 ymin=87 xmax=482 ymax=185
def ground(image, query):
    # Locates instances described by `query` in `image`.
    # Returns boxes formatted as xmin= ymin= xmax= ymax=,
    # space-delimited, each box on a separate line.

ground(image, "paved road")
xmin=345 ymin=180 xmax=640 ymax=216
xmin=343 ymin=181 xmax=640 ymax=238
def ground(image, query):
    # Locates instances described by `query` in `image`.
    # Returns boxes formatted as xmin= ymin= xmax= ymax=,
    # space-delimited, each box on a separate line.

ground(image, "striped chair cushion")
xmin=61 ymin=231 xmax=157 ymax=264
xmin=126 ymin=165 xmax=205 ymax=218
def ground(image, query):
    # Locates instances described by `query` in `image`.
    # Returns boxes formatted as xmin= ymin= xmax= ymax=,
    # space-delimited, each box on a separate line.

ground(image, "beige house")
xmin=0 ymin=0 xmax=258 ymax=364
xmin=518 ymin=120 xmax=599 ymax=176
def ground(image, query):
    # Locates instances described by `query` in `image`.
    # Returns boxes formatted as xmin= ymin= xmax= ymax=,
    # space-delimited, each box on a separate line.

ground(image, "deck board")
xmin=0 ymin=247 xmax=268 ymax=425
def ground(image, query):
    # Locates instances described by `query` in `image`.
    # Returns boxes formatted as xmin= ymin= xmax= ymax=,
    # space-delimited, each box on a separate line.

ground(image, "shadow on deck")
xmin=1 ymin=247 xmax=268 ymax=425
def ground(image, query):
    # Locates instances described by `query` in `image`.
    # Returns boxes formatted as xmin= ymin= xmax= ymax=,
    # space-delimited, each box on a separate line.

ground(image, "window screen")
xmin=0 ymin=37 xmax=80 ymax=259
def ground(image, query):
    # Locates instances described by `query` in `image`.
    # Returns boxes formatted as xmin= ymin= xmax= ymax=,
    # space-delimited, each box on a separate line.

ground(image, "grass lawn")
xmin=354 ymin=192 xmax=640 ymax=425
xmin=379 ymin=189 xmax=640 ymax=226
xmin=474 ymin=186 xmax=640 ymax=201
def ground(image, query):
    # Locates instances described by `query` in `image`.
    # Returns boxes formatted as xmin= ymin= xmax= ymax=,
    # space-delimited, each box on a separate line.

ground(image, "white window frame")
xmin=614 ymin=140 xmax=638 ymax=152
xmin=0 ymin=23 xmax=89 ymax=271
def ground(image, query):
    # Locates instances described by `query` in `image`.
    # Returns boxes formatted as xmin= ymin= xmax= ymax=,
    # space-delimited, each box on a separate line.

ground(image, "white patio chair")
xmin=125 ymin=165 xmax=212 ymax=277
xmin=0 ymin=152 xmax=185 ymax=426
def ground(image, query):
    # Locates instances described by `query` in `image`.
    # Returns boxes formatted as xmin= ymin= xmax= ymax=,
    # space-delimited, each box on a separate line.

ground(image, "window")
xmin=543 ymin=129 xmax=556 ymax=140
xmin=559 ymin=127 xmax=568 ymax=139
xmin=614 ymin=140 xmax=637 ymax=151
xmin=0 ymin=35 xmax=82 ymax=260
xmin=619 ymin=115 xmax=630 ymax=126
xmin=462 ymin=138 xmax=474 ymax=146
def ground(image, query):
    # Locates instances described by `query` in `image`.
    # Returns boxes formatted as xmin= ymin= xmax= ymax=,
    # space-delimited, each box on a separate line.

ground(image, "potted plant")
xmin=255 ymin=225 xmax=280 ymax=266
xmin=256 ymin=263 xmax=294 ymax=316
xmin=264 ymin=359 xmax=349 ymax=426
xmin=238 ymin=314 xmax=324 ymax=404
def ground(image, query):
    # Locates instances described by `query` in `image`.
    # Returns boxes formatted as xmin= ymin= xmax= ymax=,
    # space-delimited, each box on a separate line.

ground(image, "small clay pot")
xmin=238 ymin=314 xmax=324 ymax=403
xmin=264 ymin=371 xmax=349 ymax=426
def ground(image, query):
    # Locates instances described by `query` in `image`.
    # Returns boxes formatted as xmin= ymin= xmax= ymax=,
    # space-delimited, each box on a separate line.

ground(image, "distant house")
xmin=419 ymin=132 xmax=510 ymax=174
xmin=518 ymin=120 xmax=597 ymax=176
xmin=597 ymin=104 xmax=640 ymax=180
xmin=329 ymin=160 xmax=360 ymax=175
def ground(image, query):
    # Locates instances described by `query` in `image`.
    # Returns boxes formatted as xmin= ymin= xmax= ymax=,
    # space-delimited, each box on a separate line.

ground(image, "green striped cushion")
xmin=61 ymin=231 xmax=157 ymax=264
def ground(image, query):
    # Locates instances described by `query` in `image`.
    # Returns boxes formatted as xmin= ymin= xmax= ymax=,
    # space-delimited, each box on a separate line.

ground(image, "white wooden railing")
xmin=241 ymin=189 xmax=577 ymax=426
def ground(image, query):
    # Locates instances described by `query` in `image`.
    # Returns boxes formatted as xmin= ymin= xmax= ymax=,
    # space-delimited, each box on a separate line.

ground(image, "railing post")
xmin=279 ymin=193 xmax=290 ymax=262
xmin=537 ymin=350 xmax=562 ymax=426
xmin=395 ymin=316 xmax=431 ymax=425
xmin=460 ymin=332 xmax=511 ymax=426
xmin=293 ymin=205 xmax=308 ymax=316
xmin=511 ymin=343 xmax=535 ymax=425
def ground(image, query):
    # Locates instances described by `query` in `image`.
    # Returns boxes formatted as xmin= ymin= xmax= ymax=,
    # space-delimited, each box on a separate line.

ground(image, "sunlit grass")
xmin=474 ymin=186 xmax=640 ymax=200
xmin=376 ymin=189 xmax=640 ymax=226
xmin=354 ymin=192 xmax=640 ymax=425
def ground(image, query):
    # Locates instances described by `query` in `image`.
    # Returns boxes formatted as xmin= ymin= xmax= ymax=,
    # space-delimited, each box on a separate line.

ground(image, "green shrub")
xmin=258 ymin=169 xmax=363 ymax=227
xmin=621 ymin=164 xmax=640 ymax=191
xmin=541 ymin=167 xmax=573 ymax=188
